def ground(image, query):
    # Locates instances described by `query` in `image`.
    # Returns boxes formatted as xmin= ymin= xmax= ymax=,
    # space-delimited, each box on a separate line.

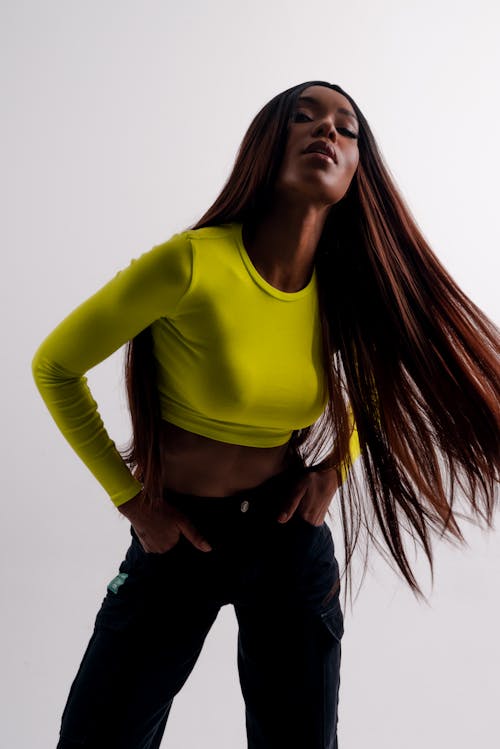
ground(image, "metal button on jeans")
xmin=240 ymin=500 xmax=250 ymax=513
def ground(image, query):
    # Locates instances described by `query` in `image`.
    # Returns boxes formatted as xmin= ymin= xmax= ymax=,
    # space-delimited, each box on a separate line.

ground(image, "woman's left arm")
xmin=277 ymin=408 xmax=361 ymax=525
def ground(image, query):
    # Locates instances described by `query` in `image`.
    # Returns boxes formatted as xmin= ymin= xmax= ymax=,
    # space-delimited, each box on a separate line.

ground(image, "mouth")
xmin=303 ymin=140 xmax=337 ymax=164
xmin=303 ymin=151 xmax=335 ymax=164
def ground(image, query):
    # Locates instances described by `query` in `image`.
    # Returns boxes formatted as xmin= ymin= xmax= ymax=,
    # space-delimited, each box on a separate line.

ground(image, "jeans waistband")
xmin=161 ymin=457 xmax=306 ymax=522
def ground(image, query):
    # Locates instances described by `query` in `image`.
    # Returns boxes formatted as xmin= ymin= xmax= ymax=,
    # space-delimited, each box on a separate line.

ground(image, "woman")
xmin=32 ymin=80 xmax=500 ymax=748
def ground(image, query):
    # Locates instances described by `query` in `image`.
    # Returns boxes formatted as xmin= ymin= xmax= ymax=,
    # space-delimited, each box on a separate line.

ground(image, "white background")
xmin=2 ymin=0 xmax=499 ymax=747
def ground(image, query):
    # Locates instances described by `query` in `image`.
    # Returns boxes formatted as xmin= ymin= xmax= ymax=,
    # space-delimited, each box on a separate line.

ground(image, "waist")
xmin=130 ymin=456 xmax=309 ymax=553
xmin=162 ymin=455 xmax=306 ymax=521
xmin=158 ymin=418 xmax=302 ymax=496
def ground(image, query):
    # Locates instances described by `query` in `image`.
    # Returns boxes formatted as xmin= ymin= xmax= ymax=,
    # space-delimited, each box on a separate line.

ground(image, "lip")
xmin=303 ymin=140 xmax=337 ymax=163
xmin=303 ymin=151 xmax=335 ymax=164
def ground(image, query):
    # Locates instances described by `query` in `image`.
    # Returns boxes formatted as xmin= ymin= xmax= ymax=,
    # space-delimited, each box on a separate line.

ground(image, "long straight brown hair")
xmin=121 ymin=80 xmax=500 ymax=609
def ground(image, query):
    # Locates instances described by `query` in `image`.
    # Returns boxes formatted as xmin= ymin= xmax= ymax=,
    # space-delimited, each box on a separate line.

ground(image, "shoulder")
xmin=151 ymin=223 xmax=236 ymax=254
xmin=148 ymin=223 xmax=238 ymax=282
xmin=178 ymin=223 xmax=237 ymax=243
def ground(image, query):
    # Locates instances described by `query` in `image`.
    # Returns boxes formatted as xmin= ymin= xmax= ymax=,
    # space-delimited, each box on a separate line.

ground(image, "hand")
xmin=118 ymin=490 xmax=212 ymax=554
xmin=276 ymin=468 xmax=340 ymax=526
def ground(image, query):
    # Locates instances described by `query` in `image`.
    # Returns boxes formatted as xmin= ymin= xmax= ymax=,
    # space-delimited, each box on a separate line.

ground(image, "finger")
xmin=277 ymin=485 xmax=308 ymax=523
xmin=147 ymin=536 xmax=180 ymax=554
xmin=137 ymin=528 xmax=176 ymax=554
xmin=135 ymin=529 xmax=151 ymax=553
xmin=179 ymin=519 xmax=212 ymax=552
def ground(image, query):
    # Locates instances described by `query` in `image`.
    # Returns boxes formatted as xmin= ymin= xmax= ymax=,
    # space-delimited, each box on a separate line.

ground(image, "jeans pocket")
xmin=95 ymin=575 xmax=147 ymax=634
xmin=320 ymin=601 xmax=344 ymax=643
xmin=130 ymin=524 xmax=184 ymax=558
xmin=142 ymin=539 xmax=184 ymax=561
xmin=294 ymin=513 xmax=325 ymax=530
xmin=94 ymin=534 xmax=182 ymax=634
xmin=318 ymin=602 xmax=343 ymax=748
xmin=292 ymin=513 xmax=327 ymax=559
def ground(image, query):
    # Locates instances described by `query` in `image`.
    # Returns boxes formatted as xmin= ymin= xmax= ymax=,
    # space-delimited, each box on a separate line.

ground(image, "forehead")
xmin=297 ymin=86 xmax=357 ymax=120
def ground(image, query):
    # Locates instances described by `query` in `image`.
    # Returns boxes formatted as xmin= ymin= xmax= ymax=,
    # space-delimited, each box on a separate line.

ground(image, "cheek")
xmin=339 ymin=154 xmax=359 ymax=194
xmin=342 ymin=156 xmax=358 ymax=188
xmin=348 ymin=149 xmax=359 ymax=175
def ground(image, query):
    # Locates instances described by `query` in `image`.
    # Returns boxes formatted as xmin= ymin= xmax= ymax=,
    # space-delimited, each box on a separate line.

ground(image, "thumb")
xmin=178 ymin=516 xmax=213 ymax=552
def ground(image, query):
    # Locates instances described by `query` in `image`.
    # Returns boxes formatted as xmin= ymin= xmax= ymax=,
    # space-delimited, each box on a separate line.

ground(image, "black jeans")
xmin=57 ymin=463 xmax=344 ymax=748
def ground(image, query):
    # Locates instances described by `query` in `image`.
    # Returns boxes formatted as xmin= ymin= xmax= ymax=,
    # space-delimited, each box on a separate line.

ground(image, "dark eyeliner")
xmin=293 ymin=111 xmax=358 ymax=138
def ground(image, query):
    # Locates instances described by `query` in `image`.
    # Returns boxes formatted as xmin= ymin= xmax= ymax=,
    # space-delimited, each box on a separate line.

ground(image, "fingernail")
xmin=278 ymin=512 xmax=288 ymax=523
xmin=201 ymin=542 xmax=212 ymax=551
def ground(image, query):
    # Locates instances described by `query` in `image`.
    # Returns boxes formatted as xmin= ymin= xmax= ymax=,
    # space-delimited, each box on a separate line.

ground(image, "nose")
xmin=313 ymin=116 xmax=338 ymax=141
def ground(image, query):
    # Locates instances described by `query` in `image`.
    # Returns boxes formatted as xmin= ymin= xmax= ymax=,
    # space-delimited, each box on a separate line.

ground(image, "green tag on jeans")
xmin=107 ymin=572 xmax=129 ymax=594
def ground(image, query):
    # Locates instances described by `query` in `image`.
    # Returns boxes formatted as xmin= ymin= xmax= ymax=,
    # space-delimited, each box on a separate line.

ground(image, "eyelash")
xmin=292 ymin=111 xmax=358 ymax=139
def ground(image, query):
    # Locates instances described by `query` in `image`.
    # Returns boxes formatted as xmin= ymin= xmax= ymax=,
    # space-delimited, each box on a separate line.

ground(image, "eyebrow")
xmin=296 ymin=95 xmax=358 ymax=124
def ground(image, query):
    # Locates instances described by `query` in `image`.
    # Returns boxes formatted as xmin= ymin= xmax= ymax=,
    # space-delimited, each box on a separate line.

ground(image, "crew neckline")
xmin=234 ymin=222 xmax=316 ymax=301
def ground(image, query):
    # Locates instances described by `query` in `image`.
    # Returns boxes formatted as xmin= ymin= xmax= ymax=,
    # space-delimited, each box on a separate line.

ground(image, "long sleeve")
xmin=311 ymin=401 xmax=362 ymax=483
xmin=338 ymin=405 xmax=361 ymax=483
xmin=31 ymin=232 xmax=193 ymax=507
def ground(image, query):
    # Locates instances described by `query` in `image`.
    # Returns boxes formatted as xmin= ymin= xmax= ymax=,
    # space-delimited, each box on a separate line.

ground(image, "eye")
xmin=292 ymin=111 xmax=312 ymax=122
xmin=338 ymin=128 xmax=359 ymax=140
xmin=292 ymin=111 xmax=358 ymax=139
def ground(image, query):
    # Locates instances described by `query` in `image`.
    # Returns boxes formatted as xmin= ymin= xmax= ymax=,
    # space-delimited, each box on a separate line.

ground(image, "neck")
xmin=242 ymin=202 xmax=331 ymax=293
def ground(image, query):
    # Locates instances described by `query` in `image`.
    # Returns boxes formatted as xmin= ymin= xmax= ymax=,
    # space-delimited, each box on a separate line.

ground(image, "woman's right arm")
xmin=117 ymin=488 xmax=212 ymax=553
xmin=31 ymin=231 xmax=193 ymax=508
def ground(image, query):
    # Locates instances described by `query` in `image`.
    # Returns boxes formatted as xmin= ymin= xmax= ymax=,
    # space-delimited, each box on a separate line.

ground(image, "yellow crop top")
xmin=32 ymin=222 xmax=361 ymax=507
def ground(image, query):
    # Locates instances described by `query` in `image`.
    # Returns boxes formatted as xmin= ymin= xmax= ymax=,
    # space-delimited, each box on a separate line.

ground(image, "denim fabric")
xmin=57 ymin=464 xmax=344 ymax=748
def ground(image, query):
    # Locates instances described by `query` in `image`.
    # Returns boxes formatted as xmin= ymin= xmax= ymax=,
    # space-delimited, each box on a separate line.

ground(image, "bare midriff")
xmin=158 ymin=419 xmax=301 ymax=497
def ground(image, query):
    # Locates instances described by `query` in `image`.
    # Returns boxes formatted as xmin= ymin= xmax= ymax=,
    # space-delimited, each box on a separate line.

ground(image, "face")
xmin=273 ymin=85 xmax=360 ymax=208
